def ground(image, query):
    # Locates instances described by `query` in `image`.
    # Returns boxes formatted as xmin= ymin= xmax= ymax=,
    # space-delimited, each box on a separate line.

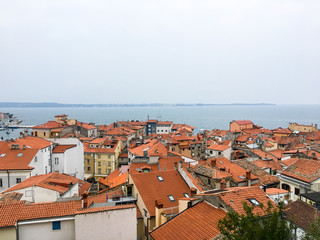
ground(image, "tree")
xmin=303 ymin=217 xmax=320 ymax=240
xmin=218 ymin=201 xmax=295 ymax=240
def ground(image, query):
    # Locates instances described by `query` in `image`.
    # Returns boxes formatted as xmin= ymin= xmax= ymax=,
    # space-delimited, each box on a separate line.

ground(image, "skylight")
xmin=219 ymin=161 xmax=223 ymax=164
xmin=157 ymin=176 xmax=164 ymax=182
xmin=168 ymin=195 xmax=175 ymax=202
xmin=248 ymin=198 xmax=260 ymax=206
xmin=184 ymin=193 xmax=190 ymax=198
xmin=17 ymin=153 xmax=23 ymax=157
xmin=239 ymin=175 xmax=245 ymax=180
xmin=0 ymin=153 xmax=6 ymax=157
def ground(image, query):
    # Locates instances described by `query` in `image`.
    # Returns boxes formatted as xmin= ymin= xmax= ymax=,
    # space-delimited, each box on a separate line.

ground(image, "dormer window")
xmin=168 ymin=195 xmax=175 ymax=202
xmin=248 ymin=198 xmax=260 ymax=206
xmin=157 ymin=176 xmax=164 ymax=182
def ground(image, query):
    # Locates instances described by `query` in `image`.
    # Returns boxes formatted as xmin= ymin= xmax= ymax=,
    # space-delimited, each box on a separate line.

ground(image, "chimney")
xmin=155 ymin=199 xmax=164 ymax=228
xmin=246 ymin=170 xmax=252 ymax=180
xmin=166 ymin=142 xmax=170 ymax=151
xmin=82 ymin=191 xmax=89 ymax=209
xmin=246 ymin=170 xmax=252 ymax=187
xmin=190 ymin=187 xmax=197 ymax=197
xmin=210 ymin=159 xmax=216 ymax=168
xmin=23 ymin=145 xmax=26 ymax=150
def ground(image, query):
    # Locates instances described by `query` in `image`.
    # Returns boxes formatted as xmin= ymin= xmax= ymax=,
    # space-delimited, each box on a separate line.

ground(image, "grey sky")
xmin=1 ymin=0 xmax=319 ymax=104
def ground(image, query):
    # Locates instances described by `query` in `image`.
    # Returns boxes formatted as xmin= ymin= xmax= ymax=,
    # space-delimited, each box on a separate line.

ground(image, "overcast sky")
xmin=1 ymin=0 xmax=319 ymax=104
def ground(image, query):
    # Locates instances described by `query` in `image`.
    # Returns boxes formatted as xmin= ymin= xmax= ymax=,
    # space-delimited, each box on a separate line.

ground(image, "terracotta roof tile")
xmin=32 ymin=121 xmax=63 ymax=129
xmin=150 ymin=201 xmax=226 ymax=240
xmin=52 ymin=144 xmax=76 ymax=153
xmin=130 ymin=170 xmax=191 ymax=216
xmin=281 ymin=158 xmax=320 ymax=183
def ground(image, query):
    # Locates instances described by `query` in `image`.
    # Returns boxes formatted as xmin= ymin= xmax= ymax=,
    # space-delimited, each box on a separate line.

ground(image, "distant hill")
xmin=0 ymin=102 xmax=275 ymax=108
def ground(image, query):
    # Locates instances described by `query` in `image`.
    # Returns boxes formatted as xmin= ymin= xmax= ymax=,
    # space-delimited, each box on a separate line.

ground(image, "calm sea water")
xmin=0 ymin=105 xmax=319 ymax=139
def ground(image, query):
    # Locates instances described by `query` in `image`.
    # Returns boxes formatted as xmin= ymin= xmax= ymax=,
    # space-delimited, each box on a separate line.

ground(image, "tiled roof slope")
xmin=150 ymin=201 xmax=226 ymax=240
xmin=4 ymin=172 xmax=90 ymax=195
xmin=130 ymin=170 xmax=191 ymax=216
xmin=234 ymin=159 xmax=279 ymax=186
xmin=0 ymin=200 xmax=81 ymax=228
xmin=52 ymin=144 xmax=76 ymax=153
xmin=0 ymin=142 xmax=37 ymax=170
xmin=285 ymin=200 xmax=320 ymax=230
xmin=8 ymin=136 xmax=52 ymax=149
xmin=281 ymin=158 xmax=320 ymax=183
xmin=215 ymin=186 xmax=275 ymax=215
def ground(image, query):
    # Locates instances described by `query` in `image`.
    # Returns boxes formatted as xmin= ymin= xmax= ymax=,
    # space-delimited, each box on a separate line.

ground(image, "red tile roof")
xmin=214 ymin=186 xmax=275 ymax=215
xmin=207 ymin=144 xmax=230 ymax=151
xmin=130 ymin=170 xmax=191 ymax=216
xmin=0 ymin=200 xmax=82 ymax=228
xmin=150 ymin=201 xmax=226 ymax=240
xmin=52 ymin=144 xmax=76 ymax=153
xmin=4 ymin=172 xmax=90 ymax=195
xmin=8 ymin=136 xmax=52 ymax=149
xmin=87 ymin=189 xmax=124 ymax=205
xmin=252 ymin=159 xmax=282 ymax=171
xmin=281 ymin=158 xmax=320 ymax=183
xmin=0 ymin=142 xmax=37 ymax=170
xmin=98 ymin=169 xmax=128 ymax=188
xmin=266 ymin=188 xmax=288 ymax=195
xmin=32 ymin=121 xmax=64 ymax=129
xmin=235 ymin=120 xmax=253 ymax=125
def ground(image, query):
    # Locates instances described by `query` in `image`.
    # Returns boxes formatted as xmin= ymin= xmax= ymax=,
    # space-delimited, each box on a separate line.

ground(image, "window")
xmin=0 ymin=178 xmax=2 ymax=187
xmin=87 ymin=159 xmax=90 ymax=164
xmin=54 ymin=158 xmax=59 ymax=165
xmin=184 ymin=193 xmax=190 ymax=198
xmin=157 ymin=176 xmax=164 ymax=182
xmin=143 ymin=209 xmax=148 ymax=218
xmin=98 ymin=161 xmax=101 ymax=166
xmin=168 ymin=195 xmax=175 ymax=202
xmin=108 ymin=155 xmax=111 ymax=159
xmin=108 ymin=169 xmax=111 ymax=174
xmin=248 ymin=198 xmax=260 ymax=206
xmin=98 ymin=168 xmax=101 ymax=174
xmin=16 ymin=178 xmax=21 ymax=184
xmin=108 ymin=162 xmax=111 ymax=167
xmin=52 ymin=221 xmax=61 ymax=231
xmin=34 ymin=156 xmax=37 ymax=162
xmin=98 ymin=154 xmax=101 ymax=159
xmin=43 ymin=132 xmax=46 ymax=136
xmin=295 ymin=188 xmax=300 ymax=195
xmin=87 ymin=167 xmax=91 ymax=171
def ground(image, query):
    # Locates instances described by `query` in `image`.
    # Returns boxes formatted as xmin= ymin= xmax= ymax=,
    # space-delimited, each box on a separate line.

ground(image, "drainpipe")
xmin=7 ymin=170 xmax=10 ymax=188
xmin=16 ymin=221 xmax=19 ymax=240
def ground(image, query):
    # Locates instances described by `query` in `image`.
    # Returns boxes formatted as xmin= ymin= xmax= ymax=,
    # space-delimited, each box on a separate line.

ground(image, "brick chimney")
xmin=190 ymin=187 xmax=197 ymax=197
xmin=82 ymin=191 xmax=89 ymax=209
xmin=166 ymin=142 xmax=170 ymax=151
xmin=210 ymin=159 xmax=216 ymax=168
xmin=246 ymin=170 xmax=252 ymax=180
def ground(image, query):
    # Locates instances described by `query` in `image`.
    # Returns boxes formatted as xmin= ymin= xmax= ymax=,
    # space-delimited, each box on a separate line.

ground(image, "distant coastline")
xmin=0 ymin=102 xmax=276 ymax=108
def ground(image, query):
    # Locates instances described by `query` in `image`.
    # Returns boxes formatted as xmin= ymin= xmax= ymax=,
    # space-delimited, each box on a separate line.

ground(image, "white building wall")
xmin=48 ymin=138 xmax=84 ymax=179
xmin=74 ymin=207 xmax=137 ymax=240
xmin=18 ymin=218 xmax=75 ymax=240
xmin=28 ymin=146 xmax=52 ymax=176
xmin=0 ymin=170 xmax=31 ymax=193
xmin=156 ymin=125 xmax=172 ymax=134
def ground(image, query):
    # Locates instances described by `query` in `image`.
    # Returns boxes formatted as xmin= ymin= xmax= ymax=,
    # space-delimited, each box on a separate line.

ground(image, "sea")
xmin=0 ymin=105 xmax=319 ymax=140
